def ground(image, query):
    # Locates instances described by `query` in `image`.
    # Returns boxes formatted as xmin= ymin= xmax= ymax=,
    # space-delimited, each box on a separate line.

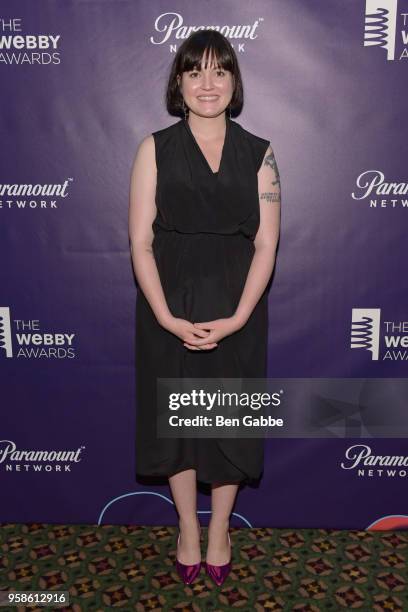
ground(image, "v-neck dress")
xmin=135 ymin=116 xmax=270 ymax=485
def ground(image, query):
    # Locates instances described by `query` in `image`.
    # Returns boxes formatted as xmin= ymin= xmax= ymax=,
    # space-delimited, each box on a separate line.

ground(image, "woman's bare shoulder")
xmin=132 ymin=134 xmax=155 ymax=171
xmin=137 ymin=133 xmax=155 ymax=154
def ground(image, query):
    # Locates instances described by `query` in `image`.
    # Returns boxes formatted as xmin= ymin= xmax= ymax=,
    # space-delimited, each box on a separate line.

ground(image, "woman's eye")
xmin=187 ymin=69 xmax=225 ymax=77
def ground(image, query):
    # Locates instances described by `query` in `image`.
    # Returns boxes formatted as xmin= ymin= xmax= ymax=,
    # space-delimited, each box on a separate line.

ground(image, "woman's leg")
xmin=168 ymin=468 xmax=201 ymax=564
xmin=206 ymin=482 xmax=239 ymax=564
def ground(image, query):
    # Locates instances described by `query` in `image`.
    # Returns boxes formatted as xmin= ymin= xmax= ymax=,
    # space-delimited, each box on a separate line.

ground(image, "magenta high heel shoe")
xmin=204 ymin=531 xmax=232 ymax=586
xmin=175 ymin=524 xmax=202 ymax=584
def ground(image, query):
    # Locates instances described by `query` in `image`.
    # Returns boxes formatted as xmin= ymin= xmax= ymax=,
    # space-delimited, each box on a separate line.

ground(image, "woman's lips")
xmin=197 ymin=96 xmax=219 ymax=101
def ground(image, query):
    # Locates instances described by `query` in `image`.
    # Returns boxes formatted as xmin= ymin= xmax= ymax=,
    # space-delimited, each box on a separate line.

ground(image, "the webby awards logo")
xmin=0 ymin=307 xmax=76 ymax=359
xmin=0 ymin=17 xmax=61 ymax=65
xmin=350 ymin=308 xmax=408 ymax=361
xmin=363 ymin=0 xmax=408 ymax=60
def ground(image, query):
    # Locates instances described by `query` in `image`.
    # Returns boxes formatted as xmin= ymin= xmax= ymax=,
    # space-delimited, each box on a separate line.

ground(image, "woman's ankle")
xmin=178 ymin=515 xmax=200 ymax=529
xmin=208 ymin=516 xmax=230 ymax=531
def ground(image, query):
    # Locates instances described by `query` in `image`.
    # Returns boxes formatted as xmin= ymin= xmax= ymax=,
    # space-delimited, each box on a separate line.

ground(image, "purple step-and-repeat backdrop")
xmin=1 ymin=1 xmax=407 ymax=529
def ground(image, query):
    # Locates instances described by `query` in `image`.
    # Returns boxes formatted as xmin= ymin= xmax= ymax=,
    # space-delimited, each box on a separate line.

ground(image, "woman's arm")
xmin=233 ymin=144 xmax=281 ymax=327
xmin=128 ymin=135 xmax=173 ymax=327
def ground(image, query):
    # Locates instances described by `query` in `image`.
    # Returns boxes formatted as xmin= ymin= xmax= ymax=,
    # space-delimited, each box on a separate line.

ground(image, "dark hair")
xmin=166 ymin=30 xmax=244 ymax=118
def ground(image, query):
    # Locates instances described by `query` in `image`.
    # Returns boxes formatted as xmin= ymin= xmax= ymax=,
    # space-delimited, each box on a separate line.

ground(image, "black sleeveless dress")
xmin=135 ymin=116 xmax=270 ymax=485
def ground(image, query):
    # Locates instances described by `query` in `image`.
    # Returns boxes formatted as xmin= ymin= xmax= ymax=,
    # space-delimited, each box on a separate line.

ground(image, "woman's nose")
xmin=200 ymin=73 xmax=215 ymax=89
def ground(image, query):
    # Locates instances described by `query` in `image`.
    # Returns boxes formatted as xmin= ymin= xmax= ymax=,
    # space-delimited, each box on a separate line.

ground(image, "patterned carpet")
xmin=0 ymin=523 xmax=407 ymax=611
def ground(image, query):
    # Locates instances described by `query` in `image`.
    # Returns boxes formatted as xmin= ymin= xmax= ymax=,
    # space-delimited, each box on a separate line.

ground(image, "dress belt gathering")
xmin=154 ymin=227 xmax=251 ymax=238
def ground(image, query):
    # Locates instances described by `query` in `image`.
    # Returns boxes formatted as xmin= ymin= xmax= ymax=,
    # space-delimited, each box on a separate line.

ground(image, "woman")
xmin=129 ymin=30 xmax=281 ymax=586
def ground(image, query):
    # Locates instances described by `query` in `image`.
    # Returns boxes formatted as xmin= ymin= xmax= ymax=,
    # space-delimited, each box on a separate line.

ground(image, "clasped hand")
xmin=163 ymin=315 xmax=244 ymax=350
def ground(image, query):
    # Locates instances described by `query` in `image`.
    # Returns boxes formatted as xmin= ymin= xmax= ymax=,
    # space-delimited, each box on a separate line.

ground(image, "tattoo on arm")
xmin=264 ymin=150 xmax=281 ymax=187
xmin=260 ymin=148 xmax=281 ymax=203
xmin=260 ymin=192 xmax=280 ymax=203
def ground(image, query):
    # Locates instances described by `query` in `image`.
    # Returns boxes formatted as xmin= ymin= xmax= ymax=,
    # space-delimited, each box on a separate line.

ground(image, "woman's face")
xmin=177 ymin=50 xmax=234 ymax=119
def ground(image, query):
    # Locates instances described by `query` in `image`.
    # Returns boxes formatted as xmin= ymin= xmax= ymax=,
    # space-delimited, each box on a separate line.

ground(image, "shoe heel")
xmin=175 ymin=530 xmax=202 ymax=584
xmin=204 ymin=530 xmax=232 ymax=586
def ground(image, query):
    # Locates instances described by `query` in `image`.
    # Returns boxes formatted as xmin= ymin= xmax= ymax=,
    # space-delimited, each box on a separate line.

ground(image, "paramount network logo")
xmin=341 ymin=444 xmax=408 ymax=478
xmin=0 ymin=440 xmax=85 ymax=472
xmin=350 ymin=308 xmax=408 ymax=361
xmin=351 ymin=170 xmax=408 ymax=208
xmin=150 ymin=12 xmax=263 ymax=47
xmin=363 ymin=0 xmax=399 ymax=60
xmin=0 ymin=178 xmax=73 ymax=210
